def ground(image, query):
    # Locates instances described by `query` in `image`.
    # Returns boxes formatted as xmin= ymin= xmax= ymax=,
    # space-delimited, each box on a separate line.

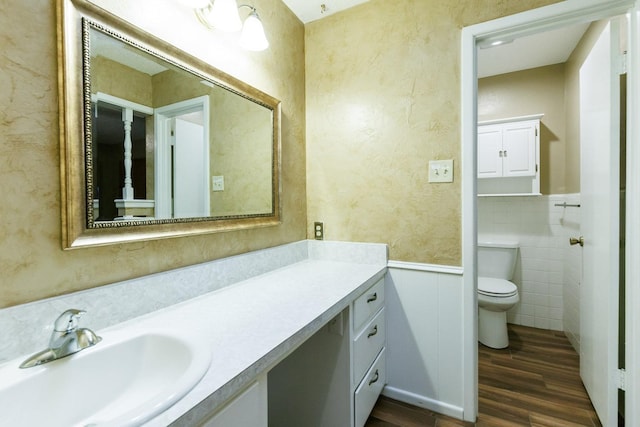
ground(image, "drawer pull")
xmin=367 ymin=325 xmax=378 ymax=338
xmin=368 ymin=369 xmax=379 ymax=386
xmin=366 ymin=293 xmax=378 ymax=303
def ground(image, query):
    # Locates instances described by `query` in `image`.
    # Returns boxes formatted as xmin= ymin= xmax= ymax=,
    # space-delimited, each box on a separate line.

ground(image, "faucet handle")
xmin=53 ymin=309 xmax=86 ymax=332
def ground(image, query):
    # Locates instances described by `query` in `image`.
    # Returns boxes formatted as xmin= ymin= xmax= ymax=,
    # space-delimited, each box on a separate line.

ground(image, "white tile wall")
xmin=478 ymin=194 xmax=581 ymax=349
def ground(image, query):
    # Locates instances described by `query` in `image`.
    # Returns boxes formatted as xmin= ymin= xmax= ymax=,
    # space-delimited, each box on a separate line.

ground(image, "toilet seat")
xmin=478 ymin=277 xmax=518 ymax=298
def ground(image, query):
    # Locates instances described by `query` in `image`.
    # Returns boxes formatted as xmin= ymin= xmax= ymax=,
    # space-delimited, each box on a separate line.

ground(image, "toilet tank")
xmin=478 ymin=241 xmax=519 ymax=280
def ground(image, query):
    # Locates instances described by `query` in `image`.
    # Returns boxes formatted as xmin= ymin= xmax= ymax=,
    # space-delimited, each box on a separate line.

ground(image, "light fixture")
xmin=478 ymin=38 xmax=514 ymax=49
xmin=175 ymin=0 xmax=210 ymax=8
xmin=194 ymin=1 xmax=269 ymax=51
xmin=239 ymin=8 xmax=269 ymax=51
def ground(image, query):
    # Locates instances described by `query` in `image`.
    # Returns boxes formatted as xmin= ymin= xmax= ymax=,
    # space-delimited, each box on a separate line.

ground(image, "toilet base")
xmin=478 ymin=307 xmax=509 ymax=349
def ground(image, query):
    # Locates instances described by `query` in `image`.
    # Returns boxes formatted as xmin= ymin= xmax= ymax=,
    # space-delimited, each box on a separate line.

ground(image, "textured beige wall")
xmin=152 ymin=68 xmax=208 ymax=107
xmin=0 ymin=0 xmax=305 ymax=308
xmin=478 ymin=64 xmax=567 ymax=195
xmin=210 ymin=87 xmax=273 ymax=216
xmin=305 ymin=0 xmax=561 ymax=265
xmin=152 ymin=69 xmax=273 ymax=216
xmin=92 ymin=56 xmax=153 ymax=106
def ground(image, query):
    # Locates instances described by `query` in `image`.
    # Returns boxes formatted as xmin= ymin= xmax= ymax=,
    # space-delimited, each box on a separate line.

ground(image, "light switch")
xmin=212 ymin=175 xmax=224 ymax=191
xmin=428 ymin=159 xmax=454 ymax=183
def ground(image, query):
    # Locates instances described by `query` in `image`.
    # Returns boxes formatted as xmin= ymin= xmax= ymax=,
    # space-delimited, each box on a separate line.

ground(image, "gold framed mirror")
xmin=57 ymin=0 xmax=281 ymax=249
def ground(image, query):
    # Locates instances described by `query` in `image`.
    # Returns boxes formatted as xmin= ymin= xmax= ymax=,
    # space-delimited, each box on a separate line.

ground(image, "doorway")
xmin=154 ymin=95 xmax=211 ymax=219
xmin=91 ymin=95 xmax=153 ymax=221
xmin=461 ymin=1 xmax=640 ymax=424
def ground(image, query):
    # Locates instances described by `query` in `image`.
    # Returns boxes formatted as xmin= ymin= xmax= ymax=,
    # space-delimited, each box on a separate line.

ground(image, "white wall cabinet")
xmin=478 ymin=114 xmax=542 ymax=196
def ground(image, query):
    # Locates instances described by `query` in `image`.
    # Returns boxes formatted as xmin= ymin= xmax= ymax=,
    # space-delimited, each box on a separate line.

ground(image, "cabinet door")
xmin=501 ymin=121 xmax=537 ymax=177
xmin=199 ymin=377 xmax=268 ymax=427
xmin=477 ymin=125 xmax=503 ymax=178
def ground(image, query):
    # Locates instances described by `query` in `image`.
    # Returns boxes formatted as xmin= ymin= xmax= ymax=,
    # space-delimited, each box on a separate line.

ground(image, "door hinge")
xmin=619 ymin=52 xmax=627 ymax=75
xmin=618 ymin=368 xmax=626 ymax=391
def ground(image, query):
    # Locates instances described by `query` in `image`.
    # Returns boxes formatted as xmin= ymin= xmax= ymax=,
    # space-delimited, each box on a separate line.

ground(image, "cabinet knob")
xmin=368 ymin=369 xmax=380 ymax=386
xmin=569 ymin=236 xmax=584 ymax=247
xmin=367 ymin=325 xmax=378 ymax=338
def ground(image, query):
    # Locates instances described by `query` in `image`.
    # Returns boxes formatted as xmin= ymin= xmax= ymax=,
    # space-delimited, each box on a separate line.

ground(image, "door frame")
xmin=460 ymin=0 xmax=640 ymax=423
xmin=626 ymin=3 xmax=640 ymax=424
xmin=154 ymin=95 xmax=210 ymax=219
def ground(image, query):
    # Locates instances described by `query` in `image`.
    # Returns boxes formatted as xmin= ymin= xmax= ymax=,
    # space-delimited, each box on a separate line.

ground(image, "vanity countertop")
xmin=110 ymin=258 xmax=387 ymax=426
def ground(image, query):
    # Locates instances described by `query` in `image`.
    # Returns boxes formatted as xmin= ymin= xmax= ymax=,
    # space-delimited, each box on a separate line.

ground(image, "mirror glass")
xmin=57 ymin=0 xmax=281 ymax=249
xmin=87 ymin=24 xmax=275 ymax=224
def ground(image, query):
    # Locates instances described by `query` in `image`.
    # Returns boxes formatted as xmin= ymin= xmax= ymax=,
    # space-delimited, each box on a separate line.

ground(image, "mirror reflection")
xmin=87 ymin=24 xmax=275 ymax=225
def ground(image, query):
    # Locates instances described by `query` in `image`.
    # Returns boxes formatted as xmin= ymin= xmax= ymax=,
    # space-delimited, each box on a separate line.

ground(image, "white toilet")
xmin=478 ymin=240 xmax=520 ymax=349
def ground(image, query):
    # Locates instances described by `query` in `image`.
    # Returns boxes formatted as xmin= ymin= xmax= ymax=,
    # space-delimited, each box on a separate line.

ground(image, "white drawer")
xmin=353 ymin=308 xmax=385 ymax=385
xmin=354 ymin=348 xmax=386 ymax=427
xmin=353 ymin=278 xmax=385 ymax=332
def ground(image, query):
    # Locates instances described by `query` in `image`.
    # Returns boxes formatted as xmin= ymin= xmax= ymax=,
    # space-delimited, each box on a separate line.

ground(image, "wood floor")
xmin=365 ymin=324 xmax=602 ymax=426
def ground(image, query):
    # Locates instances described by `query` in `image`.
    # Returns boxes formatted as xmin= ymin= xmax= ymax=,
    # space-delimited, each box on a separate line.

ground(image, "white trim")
xmin=478 ymin=113 xmax=544 ymax=126
xmin=607 ymin=19 xmax=622 ymax=425
xmin=387 ymin=260 xmax=463 ymax=275
xmin=626 ymin=3 xmax=640 ymax=424
xmin=382 ymin=386 xmax=463 ymax=420
xmin=461 ymin=17 xmax=478 ymax=421
xmin=477 ymin=193 xmax=542 ymax=197
xmin=462 ymin=0 xmax=637 ymax=423
xmin=469 ymin=0 xmax=633 ymax=42
xmin=92 ymin=92 xmax=154 ymax=115
xmin=114 ymin=199 xmax=155 ymax=208
xmin=154 ymin=95 xmax=211 ymax=219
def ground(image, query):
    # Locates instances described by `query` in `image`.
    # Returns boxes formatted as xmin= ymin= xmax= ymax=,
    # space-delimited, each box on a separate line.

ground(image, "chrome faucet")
xmin=20 ymin=309 xmax=102 ymax=369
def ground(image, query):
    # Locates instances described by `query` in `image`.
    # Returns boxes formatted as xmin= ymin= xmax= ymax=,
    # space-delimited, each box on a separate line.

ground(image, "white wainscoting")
xmin=383 ymin=262 xmax=465 ymax=419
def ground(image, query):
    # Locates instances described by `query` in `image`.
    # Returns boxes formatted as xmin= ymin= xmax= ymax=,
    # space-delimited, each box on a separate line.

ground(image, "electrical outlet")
xmin=314 ymin=222 xmax=324 ymax=240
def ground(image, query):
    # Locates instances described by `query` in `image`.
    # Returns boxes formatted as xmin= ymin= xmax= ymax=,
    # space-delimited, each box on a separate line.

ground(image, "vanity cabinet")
xmin=198 ymin=375 xmax=268 ymax=427
xmin=478 ymin=114 xmax=542 ymax=196
xmin=352 ymin=278 xmax=386 ymax=427
xmin=267 ymin=277 xmax=386 ymax=427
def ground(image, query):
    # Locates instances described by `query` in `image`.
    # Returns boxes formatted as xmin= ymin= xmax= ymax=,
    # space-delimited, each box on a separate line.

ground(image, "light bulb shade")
xmin=239 ymin=11 xmax=269 ymax=51
xmin=210 ymin=0 xmax=242 ymax=32
xmin=176 ymin=0 xmax=210 ymax=8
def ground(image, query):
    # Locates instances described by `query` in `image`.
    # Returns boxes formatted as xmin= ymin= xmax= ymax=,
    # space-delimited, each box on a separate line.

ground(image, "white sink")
xmin=0 ymin=329 xmax=211 ymax=427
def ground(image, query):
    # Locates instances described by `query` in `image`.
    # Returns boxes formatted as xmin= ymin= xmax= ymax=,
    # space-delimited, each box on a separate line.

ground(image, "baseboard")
xmin=381 ymin=385 xmax=465 ymax=420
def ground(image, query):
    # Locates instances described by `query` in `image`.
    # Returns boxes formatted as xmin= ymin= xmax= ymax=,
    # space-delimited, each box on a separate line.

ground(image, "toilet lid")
xmin=478 ymin=277 xmax=518 ymax=297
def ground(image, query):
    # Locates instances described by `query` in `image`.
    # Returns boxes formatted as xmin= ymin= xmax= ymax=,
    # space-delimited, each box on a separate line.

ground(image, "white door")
xmin=154 ymin=95 xmax=210 ymax=219
xmin=579 ymin=20 xmax=620 ymax=427
xmin=502 ymin=121 xmax=536 ymax=177
xmin=173 ymin=117 xmax=207 ymax=218
xmin=477 ymin=124 xmax=503 ymax=177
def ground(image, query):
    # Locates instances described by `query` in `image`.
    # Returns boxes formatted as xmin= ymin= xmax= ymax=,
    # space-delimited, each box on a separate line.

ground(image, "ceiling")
xmin=477 ymin=22 xmax=590 ymax=78
xmin=282 ymin=0 xmax=589 ymax=78
xmin=92 ymin=30 xmax=168 ymax=76
xmin=281 ymin=0 xmax=369 ymax=23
